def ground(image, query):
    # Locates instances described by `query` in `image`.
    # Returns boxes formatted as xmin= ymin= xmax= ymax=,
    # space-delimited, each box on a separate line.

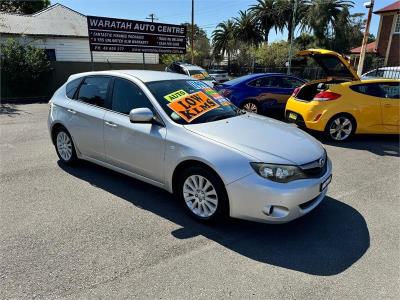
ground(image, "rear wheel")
xmin=54 ymin=127 xmax=78 ymax=164
xmin=241 ymin=101 xmax=259 ymax=114
xmin=326 ymin=115 xmax=356 ymax=142
xmin=177 ymin=166 xmax=229 ymax=223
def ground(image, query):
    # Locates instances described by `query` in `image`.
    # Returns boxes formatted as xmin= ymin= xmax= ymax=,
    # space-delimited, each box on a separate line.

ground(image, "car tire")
xmin=241 ymin=100 xmax=260 ymax=114
xmin=54 ymin=127 xmax=78 ymax=165
xmin=325 ymin=114 xmax=356 ymax=142
xmin=176 ymin=166 xmax=229 ymax=223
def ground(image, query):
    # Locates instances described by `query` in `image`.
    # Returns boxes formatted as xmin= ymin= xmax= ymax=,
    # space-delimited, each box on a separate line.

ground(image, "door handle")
xmin=384 ymin=103 xmax=392 ymax=108
xmin=67 ymin=109 xmax=76 ymax=114
xmin=105 ymin=121 xmax=118 ymax=128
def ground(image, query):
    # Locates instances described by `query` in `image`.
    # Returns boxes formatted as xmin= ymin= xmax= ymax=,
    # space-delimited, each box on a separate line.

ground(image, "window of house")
xmin=395 ymin=15 xmax=400 ymax=34
xmin=44 ymin=49 xmax=56 ymax=61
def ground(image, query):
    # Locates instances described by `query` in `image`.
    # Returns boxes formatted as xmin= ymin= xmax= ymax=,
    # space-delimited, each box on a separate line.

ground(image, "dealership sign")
xmin=87 ymin=16 xmax=186 ymax=54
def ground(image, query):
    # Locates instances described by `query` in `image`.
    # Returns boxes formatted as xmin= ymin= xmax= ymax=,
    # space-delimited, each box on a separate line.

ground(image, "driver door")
xmin=103 ymin=77 xmax=166 ymax=184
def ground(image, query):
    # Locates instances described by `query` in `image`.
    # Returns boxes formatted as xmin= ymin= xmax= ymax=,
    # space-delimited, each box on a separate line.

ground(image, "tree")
xmin=1 ymin=39 xmax=51 ymax=97
xmin=212 ymin=20 xmax=236 ymax=71
xmin=0 ymin=0 xmax=50 ymax=14
xmin=249 ymin=0 xmax=283 ymax=44
xmin=278 ymin=0 xmax=309 ymax=42
xmin=234 ymin=10 xmax=262 ymax=47
xmin=160 ymin=23 xmax=211 ymax=67
xmin=254 ymin=41 xmax=299 ymax=68
xmin=302 ymin=0 xmax=354 ymax=48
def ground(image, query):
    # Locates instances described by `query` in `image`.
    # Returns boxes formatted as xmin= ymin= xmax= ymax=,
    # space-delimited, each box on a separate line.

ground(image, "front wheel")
xmin=177 ymin=166 xmax=229 ymax=223
xmin=326 ymin=115 xmax=356 ymax=142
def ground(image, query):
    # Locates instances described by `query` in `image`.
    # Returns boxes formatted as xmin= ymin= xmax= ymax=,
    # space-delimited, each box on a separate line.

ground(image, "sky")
xmin=55 ymin=0 xmax=396 ymax=41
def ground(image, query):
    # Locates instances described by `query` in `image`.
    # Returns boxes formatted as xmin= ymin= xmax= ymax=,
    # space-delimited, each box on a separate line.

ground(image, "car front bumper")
xmin=226 ymin=159 xmax=332 ymax=223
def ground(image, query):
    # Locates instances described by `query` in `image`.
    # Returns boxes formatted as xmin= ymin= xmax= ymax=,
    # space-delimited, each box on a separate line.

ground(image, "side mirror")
xmin=129 ymin=108 xmax=154 ymax=123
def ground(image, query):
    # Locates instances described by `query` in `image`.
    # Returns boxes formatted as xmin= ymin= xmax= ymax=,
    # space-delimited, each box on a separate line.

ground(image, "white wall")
xmin=2 ymin=35 xmax=159 ymax=64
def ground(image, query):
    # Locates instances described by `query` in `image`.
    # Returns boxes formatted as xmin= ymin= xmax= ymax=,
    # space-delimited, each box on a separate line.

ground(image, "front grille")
xmin=300 ymin=153 xmax=328 ymax=179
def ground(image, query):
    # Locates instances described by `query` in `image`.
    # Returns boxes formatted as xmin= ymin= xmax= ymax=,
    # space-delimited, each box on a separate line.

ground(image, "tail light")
xmin=313 ymin=91 xmax=341 ymax=101
xmin=291 ymin=87 xmax=300 ymax=97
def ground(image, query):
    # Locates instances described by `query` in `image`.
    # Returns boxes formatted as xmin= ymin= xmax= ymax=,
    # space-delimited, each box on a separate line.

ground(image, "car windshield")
xmin=187 ymin=70 xmax=214 ymax=81
xmin=146 ymin=80 xmax=243 ymax=125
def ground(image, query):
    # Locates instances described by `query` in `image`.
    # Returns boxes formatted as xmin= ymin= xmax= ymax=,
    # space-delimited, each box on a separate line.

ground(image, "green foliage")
xmin=160 ymin=23 xmax=211 ymax=67
xmin=0 ymin=0 xmax=50 ymax=14
xmin=254 ymin=41 xmax=299 ymax=68
xmin=1 ymin=39 xmax=51 ymax=97
xmin=212 ymin=20 xmax=236 ymax=68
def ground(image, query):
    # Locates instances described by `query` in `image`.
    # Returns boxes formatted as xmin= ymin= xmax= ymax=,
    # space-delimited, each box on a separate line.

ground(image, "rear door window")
xmin=248 ymin=76 xmax=280 ymax=88
xmin=111 ymin=78 xmax=154 ymax=114
xmin=350 ymin=83 xmax=384 ymax=98
xmin=77 ymin=76 xmax=111 ymax=107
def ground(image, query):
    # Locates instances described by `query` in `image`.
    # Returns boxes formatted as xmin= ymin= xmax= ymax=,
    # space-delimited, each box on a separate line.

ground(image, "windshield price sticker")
xmin=187 ymin=80 xmax=209 ymax=89
xmin=191 ymin=73 xmax=205 ymax=80
xmin=202 ymin=87 xmax=223 ymax=100
xmin=168 ymin=91 xmax=220 ymax=122
xmin=164 ymin=89 xmax=189 ymax=102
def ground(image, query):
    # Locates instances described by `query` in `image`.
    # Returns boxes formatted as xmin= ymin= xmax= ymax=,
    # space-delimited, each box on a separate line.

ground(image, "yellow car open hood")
xmin=297 ymin=49 xmax=360 ymax=81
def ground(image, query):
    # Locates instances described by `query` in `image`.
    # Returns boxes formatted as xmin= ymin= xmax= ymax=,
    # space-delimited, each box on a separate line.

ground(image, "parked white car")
xmin=48 ymin=70 xmax=332 ymax=224
xmin=208 ymin=69 xmax=229 ymax=82
xmin=165 ymin=62 xmax=215 ymax=86
xmin=361 ymin=66 xmax=400 ymax=80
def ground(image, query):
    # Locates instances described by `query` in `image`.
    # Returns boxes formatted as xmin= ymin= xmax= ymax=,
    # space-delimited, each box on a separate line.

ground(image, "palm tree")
xmin=234 ymin=10 xmax=262 ymax=46
xmin=303 ymin=0 xmax=354 ymax=48
xmin=249 ymin=0 xmax=285 ymax=44
xmin=212 ymin=20 xmax=236 ymax=71
xmin=278 ymin=0 xmax=309 ymax=42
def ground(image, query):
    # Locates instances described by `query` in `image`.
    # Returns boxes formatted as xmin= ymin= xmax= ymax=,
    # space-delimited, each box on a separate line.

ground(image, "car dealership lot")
xmin=1 ymin=103 xmax=399 ymax=299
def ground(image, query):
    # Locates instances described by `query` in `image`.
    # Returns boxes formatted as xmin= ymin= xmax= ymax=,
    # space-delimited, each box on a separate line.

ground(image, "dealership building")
xmin=0 ymin=3 xmax=165 ymax=96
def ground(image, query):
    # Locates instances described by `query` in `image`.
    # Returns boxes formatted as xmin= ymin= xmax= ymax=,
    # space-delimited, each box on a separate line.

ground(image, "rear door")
xmin=64 ymin=76 xmax=111 ymax=161
xmin=378 ymin=82 xmax=400 ymax=132
xmin=103 ymin=77 xmax=166 ymax=184
xmin=248 ymin=76 xmax=286 ymax=107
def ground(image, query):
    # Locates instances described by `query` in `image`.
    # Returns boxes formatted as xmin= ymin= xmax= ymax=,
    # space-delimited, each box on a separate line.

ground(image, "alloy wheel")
xmin=56 ymin=131 xmax=73 ymax=161
xmin=183 ymin=175 xmax=218 ymax=218
xmin=329 ymin=117 xmax=353 ymax=141
xmin=242 ymin=102 xmax=258 ymax=113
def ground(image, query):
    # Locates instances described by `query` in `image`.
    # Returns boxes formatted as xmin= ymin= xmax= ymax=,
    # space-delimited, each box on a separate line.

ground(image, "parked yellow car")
xmin=285 ymin=49 xmax=400 ymax=141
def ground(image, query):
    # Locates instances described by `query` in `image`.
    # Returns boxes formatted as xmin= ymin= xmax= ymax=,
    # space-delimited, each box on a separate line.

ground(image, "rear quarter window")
xmin=66 ymin=78 xmax=83 ymax=99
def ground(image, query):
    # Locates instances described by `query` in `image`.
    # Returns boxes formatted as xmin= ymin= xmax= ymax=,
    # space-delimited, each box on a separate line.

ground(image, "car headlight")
xmin=250 ymin=163 xmax=306 ymax=183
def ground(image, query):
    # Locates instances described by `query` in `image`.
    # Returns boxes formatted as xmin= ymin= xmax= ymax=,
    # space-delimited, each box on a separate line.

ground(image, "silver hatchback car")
xmin=48 ymin=70 xmax=332 ymax=224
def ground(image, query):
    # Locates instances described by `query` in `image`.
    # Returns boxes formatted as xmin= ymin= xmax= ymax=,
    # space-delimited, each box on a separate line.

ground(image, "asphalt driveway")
xmin=1 ymin=103 xmax=399 ymax=299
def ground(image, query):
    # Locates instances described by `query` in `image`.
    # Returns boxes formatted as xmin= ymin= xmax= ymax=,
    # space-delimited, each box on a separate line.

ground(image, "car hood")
xmin=296 ymin=49 xmax=360 ymax=81
xmin=183 ymin=113 xmax=325 ymax=165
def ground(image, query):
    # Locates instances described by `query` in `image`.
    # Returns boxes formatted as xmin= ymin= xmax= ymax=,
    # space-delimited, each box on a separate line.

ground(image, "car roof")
xmin=68 ymin=70 xmax=191 ymax=83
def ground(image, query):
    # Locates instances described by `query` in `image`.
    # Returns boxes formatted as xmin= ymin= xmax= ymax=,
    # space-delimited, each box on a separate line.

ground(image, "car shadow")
xmin=319 ymin=133 xmax=399 ymax=157
xmin=58 ymin=160 xmax=370 ymax=276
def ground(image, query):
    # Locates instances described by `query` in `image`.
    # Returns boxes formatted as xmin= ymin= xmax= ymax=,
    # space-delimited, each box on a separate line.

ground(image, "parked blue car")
xmin=214 ymin=73 xmax=306 ymax=114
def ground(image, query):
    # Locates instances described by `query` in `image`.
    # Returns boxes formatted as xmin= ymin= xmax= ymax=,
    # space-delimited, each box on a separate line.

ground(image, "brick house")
xmin=374 ymin=1 xmax=400 ymax=66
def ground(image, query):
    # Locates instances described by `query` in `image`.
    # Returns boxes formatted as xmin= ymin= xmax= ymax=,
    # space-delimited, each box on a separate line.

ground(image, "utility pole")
xmin=143 ymin=14 xmax=158 ymax=69
xmin=357 ymin=0 xmax=374 ymax=77
xmin=146 ymin=13 xmax=158 ymax=23
xmin=191 ymin=0 xmax=194 ymax=64
xmin=287 ymin=0 xmax=298 ymax=75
